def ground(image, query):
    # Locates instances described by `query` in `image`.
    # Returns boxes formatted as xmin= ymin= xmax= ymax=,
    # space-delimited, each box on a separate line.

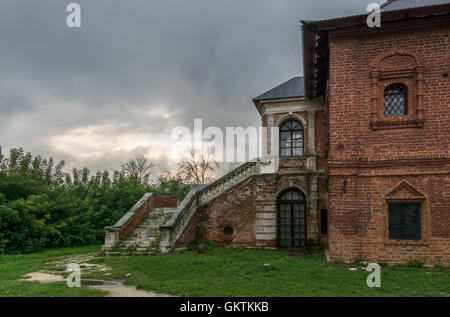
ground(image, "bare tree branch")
xmin=176 ymin=148 xmax=219 ymax=185
xmin=120 ymin=154 xmax=154 ymax=184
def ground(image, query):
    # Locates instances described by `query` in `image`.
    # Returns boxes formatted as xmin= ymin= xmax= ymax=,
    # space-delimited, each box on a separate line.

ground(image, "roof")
xmin=301 ymin=0 xmax=450 ymax=98
xmin=382 ymin=0 xmax=450 ymax=12
xmin=253 ymin=76 xmax=305 ymax=102
xmin=303 ymin=0 xmax=450 ymax=25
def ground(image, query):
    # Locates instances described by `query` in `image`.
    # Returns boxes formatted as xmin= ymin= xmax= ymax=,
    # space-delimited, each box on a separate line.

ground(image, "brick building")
xmin=105 ymin=1 xmax=449 ymax=266
xmin=298 ymin=0 xmax=450 ymax=265
xmin=194 ymin=0 xmax=450 ymax=265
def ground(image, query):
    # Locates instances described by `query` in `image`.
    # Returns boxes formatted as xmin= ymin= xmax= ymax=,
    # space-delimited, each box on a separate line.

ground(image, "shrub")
xmin=406 ymin=258 xmax=426 ymax=268
xmin=0 ymin=147 xmax=189 ymax=254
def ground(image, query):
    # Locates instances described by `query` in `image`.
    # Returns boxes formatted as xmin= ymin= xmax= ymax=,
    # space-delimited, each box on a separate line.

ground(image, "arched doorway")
xmin=277 ymin=188 xmax=306 ymax=247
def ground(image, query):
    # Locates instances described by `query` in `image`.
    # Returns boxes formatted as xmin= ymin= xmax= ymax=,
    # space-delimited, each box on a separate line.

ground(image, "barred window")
xmin=384 ymin=83 xmax=408 ymax=116
xmin=388 ymin=203 xmax=421 ymax=240
xmin=280 ymin=120 xmax=303 ymax=157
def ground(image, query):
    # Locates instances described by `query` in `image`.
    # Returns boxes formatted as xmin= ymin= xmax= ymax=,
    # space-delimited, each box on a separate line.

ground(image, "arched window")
xmin=280 ymin=120 xmax=303 ymax=157
xmin=384 ymin=83 xmax=408 ymax=116
xmin=278 ymin=189 xmax=305 ymax=201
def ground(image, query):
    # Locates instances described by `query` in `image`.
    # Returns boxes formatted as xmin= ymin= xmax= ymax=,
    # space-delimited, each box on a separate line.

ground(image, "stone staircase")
xmin=105 ymin=207 xmax=177 ymax=256
xmin=103 ymin=156 xmax=278 ymax=255
xmin=159 ymin=157 xmax=278 ymax=253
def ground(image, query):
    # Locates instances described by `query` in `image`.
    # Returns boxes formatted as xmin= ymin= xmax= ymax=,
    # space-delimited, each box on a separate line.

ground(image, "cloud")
xmin=0 ymin=0 xmax=374 ymax=174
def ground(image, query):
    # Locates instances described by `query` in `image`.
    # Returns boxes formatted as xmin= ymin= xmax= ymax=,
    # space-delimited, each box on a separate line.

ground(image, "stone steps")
xmin=109 ymin=207 xmax=177 ymax=255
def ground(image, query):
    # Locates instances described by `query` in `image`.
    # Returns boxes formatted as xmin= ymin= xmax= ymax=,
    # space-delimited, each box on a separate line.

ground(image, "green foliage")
xmin=0 ymin=147 xmax=189 ymax=254
xmin=406 ymin=258 xmax=426 ymax=268
xmin=353 ymin=257 xmax=364 ymax=266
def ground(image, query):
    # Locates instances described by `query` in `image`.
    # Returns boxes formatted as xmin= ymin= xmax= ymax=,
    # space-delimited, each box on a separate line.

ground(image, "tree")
xmin=120 ymin=154 xmax=154 ymax=184
xmin=176 ymin=148 xmax=219 ymax=185
xmin=159 ymin=169 xmax=182 ymax=183
xmin=0 ymin=146 xmax=192 ymax=254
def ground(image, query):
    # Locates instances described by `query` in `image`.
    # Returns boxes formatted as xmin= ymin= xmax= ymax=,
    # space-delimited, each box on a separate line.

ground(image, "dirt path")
xmin=87 ymin=284 xmax=173 ymax=297
xmin=21 ymin=272 xmax=65 ymax=283
xmin=21 ymin=252 xmax=174 ymax=297
xmin=21 ymin=270 xmax=172 ymax=297
xmin=20 ymin=266 xmax=171 ymax=297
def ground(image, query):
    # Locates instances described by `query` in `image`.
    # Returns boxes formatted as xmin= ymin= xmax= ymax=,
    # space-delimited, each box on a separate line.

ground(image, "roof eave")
xmin=302 ymin=3 xmax=450 ymax=31
xmin=252 ymin=99 xmax=264 ymax=116
xmin=253 ymin=96 xmax=307 ymax=116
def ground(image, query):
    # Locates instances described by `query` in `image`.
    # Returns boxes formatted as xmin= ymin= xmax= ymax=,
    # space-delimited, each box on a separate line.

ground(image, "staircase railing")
xmin=159 ymin=159 xmax=264 ymax=253
xmin=103 ymin=193 xmax=179 ymax=250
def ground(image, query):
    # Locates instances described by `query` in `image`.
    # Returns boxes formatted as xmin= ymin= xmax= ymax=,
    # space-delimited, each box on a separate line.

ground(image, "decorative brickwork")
xmin=327 ymin=16 xmax=450 ymax=266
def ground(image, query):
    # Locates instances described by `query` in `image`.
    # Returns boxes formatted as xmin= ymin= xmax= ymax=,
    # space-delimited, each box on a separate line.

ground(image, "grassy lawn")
xmin=1 ymin=243 xmax=449 ymax=297
xmin=0 ymin=246 xmax=106 ymax=297
xmin=88 ymin=244 xmax=450 ymax=297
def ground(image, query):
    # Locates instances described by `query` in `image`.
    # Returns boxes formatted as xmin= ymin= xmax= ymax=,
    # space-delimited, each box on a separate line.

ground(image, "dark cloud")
xmin=0 ymin=0 xmax=374 ymax=174
xmin=0 ymin=93 xmax=34 ymax=115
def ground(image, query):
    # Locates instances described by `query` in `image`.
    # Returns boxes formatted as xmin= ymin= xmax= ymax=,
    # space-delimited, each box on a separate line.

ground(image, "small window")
xmin=384 ymin=83 xmax=408 ymax=116
xmin=388 ymin=203 xmax=421 ymax=240
xmin=223 ymin=226 xmax=233 ymax=235
xmin=280 ymin=120 xmax=304 ymax=157
xmin=320 ymin=209 xmax=328 ymax=234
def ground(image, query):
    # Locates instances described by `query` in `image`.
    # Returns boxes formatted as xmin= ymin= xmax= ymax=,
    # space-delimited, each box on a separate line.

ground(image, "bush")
xmin=406 ymin=258 xmax=426 ymax=268
xmin=0 ymin=147 xmax=189 ymax=254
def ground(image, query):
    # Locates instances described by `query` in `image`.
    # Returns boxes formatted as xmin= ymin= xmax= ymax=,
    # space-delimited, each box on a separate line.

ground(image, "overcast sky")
xmin=0 ymin=0 xmax=374 ymax=176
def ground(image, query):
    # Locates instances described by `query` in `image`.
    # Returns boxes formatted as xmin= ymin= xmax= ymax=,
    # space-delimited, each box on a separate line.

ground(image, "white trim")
xmin=274 ymin=113 xmax=308 ymax=128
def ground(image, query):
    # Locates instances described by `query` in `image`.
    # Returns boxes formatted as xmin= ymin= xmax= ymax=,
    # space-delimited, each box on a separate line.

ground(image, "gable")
xmin=386 ymin=181 xmax=425 ymax=200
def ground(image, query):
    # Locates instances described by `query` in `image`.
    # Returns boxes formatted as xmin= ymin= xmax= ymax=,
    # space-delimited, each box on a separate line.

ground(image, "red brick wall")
xmin=119 ymin=194 xmax=179 ymax=240
xmin=154 ymin=195 xmax=181 ymax=208
xmin=327 ymin=16 xmax=450 ymax=266
xmin=315 ymin=109 xmax=329 ymax=155
xmin=199 ymin=177 xmax=257 ymax=246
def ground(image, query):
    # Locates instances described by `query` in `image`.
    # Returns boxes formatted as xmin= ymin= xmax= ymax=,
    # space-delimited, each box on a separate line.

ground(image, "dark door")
xmin=278 ymin=189 xmax=306 ymax=247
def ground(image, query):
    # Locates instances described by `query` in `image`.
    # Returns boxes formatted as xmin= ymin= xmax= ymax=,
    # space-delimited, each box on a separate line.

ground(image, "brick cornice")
xmin=330 ymin=15 xmax=450 ymax=39
xmin=328 ymin=157 xmax=450 ymax=169
xmin=329 ymin=170 xmax=449 ymax=177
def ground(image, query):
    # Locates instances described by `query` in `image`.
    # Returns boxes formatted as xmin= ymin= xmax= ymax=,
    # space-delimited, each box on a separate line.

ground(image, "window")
xmin=370 ymin=51 xmax=424 ymax=130
xmin=384 ymin=83 xmax=408 ymax=116
xmin=280 ymin=120 xmax=303 ymax=157
xmin=222 ymin=226 xmax=234 ymax=241
xmin=223 ymin=226 xmax=233 ymax=235
xmin=388 ymin=203 xmax=421 ymax=240
xmin=320 ymin=209 xmax=328 ymax=234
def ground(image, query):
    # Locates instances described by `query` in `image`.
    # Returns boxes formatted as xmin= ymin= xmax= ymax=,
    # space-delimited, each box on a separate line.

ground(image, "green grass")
xmin=1 ymin=244 xmax=449 ymax=297
xmin=0 ymin=246 xmax=106 ymax=297
xmin=88 ymin=244 xmax=450 ymax=297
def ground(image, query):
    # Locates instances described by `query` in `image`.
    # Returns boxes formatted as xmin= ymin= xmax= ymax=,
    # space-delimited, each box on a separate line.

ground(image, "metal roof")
xmin=382 ymin=0 xmax=450 ymax=12
xmin=301 ymin=0 xmax=450 ymax=26
xmin=253 ymin=76 xmax=305 ymax=102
